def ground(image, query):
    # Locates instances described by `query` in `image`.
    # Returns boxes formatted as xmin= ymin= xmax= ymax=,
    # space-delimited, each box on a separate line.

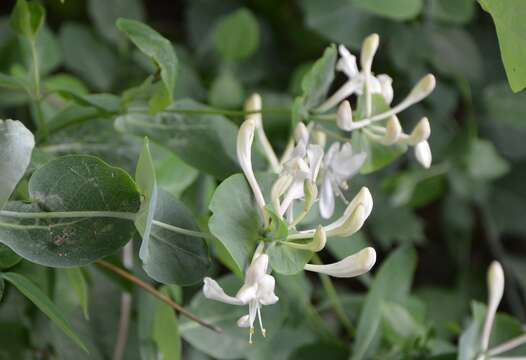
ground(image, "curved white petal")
xmin=237 ymin=314 xmax=250 ymax=328
xmin=304 ymin=247 xmax=376 ymax=278
xmin=237 ymin=119 xmax=267 ymax=211
xmin=256 ymin=274 xmax=279 ymax=305
xmin=203 ymin=277 xmax=244 ymax=305
xmin=320 ymin=177 xmax=335 ymax=219
xmin=377 ymin=74 xmax=393 ymax=104
xmin=337 ymin=45 xmax=359 ymax=78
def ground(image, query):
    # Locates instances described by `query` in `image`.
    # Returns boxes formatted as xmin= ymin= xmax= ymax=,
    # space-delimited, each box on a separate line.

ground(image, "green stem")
xmin=151 ymin=220 xmax=215 ymax=240
xmin=28 ymin=38 xmax=48 ymax=141
xmin=313 ymin=254 xmax=356 ymax=338
xmin=0 ymin=210 xmax=212 ymax=240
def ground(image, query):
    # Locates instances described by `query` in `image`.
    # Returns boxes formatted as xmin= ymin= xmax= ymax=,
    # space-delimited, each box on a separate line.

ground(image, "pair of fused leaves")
xmin=208 ymin=173 xmax=312 ymax=276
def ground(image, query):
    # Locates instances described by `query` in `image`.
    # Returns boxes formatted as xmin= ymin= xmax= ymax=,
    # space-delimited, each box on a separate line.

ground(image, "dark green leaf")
xmin=301 ymin=45 xmax=337 ymax=110
xmin=430 ymin=0 xmax=475 ymax=24
xmin=142 ymin=189 xmax=210 ymax=285
xmin=153 ymin=287 xmax=181 ymax=360
xmin=213 ymin=8 xmax=259 ymax=61
xmin=10 ymin=0 xmax=45 ymax=37
xmin=64 ymin=267 xmax=89 ymax=320
xmin=0 ymin=243 xmax=22 ymax=269
xmin=114 ymin=100 xmax=240 ymax=179
xmin=353 ymin=0 xmax=423 ymax=20
xmin=0 ymin=119 xmax=35 ymax=209
xmin=352 ymin=246 xmax=417 ymax=360
xmin=2 ymin=272 xmax=88 ymax=352
xmin=0 ymin=155 xmax=141 ymax=267
xmin=117 ymin=18 xmax=178 ymax=112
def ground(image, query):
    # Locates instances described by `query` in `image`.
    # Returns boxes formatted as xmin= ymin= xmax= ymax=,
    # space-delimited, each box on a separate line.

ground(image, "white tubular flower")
xmin=414 ymin=141 xmax=432 ymax=169
xmin=337 ymin=100 xmax=354 ymax=131
xmin=237 ymin=119 xmax=267 ymax=218
xmin=319 ymin=143 xmax=367 ymax=219
xmin=203 ymin=251 xmax=279 ymax=343
xmin=324 ymin=186 xmax=373 ymax=237
xmin=317 ymin=39 xmax=394 ymax=112
xmin=246 ymin=94 xmax=281 ymax=173
xmin=283 ymin=225 xmax=327 ymax=252
xmin=480 ymin=261 xmax=505 ymax=353
xmin=304 ymin=247 xmax=376 ymax=278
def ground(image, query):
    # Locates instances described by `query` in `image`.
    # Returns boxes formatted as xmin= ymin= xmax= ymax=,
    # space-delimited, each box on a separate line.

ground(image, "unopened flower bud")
xmin=407 ymin=74 xmax=436 ymax=105
xmin=414 ymin=140 xmax=432 ymax=168
xmin=407 ymin=117 xmax=431 ymax=145
xmin=311 ymin=225 xmax=327 ymax=252
xmin=360 ymin=33 xmax=380 ymax=72
xmin=294 ymin=122 xmax=309 ymax=144
xmin=381 ymin=115 xmax=402 ymax=145
xmin=303 ymin=180 xmax=318 ymax=213
xmin=245 ymin=93 xmax=262 ymax=113
xmin=337 ymin=100 xmax=353 ymax=131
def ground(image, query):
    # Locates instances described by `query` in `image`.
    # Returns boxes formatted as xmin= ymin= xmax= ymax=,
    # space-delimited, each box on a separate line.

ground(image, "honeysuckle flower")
xmin=414 ymin=140 xmax=432 ymax=168
xmin=288 ymin=186 xmax=373 ymax=240
xmin=283 ymin=225 xmax=327 ymax=252
xmin=237 ymin=119 xmax=267 ymax=222
xmin=317 ymin=37 xmax=394 ymax=113
xmin=479 ymin=261 xmax=505 ymax=357
xmin=203 ymin=248 xmax=278 ymax=344
xmin=304 ymin=247 xmax=376 ymax=277
xmin=318 ymin=142 xmax=367 ymax=219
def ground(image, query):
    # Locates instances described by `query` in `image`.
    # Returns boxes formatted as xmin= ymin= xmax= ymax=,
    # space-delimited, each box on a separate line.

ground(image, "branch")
xmin=95 ymin=260 xmax=222 ymax=333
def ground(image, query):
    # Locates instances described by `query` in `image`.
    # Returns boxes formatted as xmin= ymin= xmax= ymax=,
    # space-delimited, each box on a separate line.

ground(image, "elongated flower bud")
xmin=237 ymin=119 xmax=267 ymax=215
xmin=304 ymin=247 xmax=376 ymax=278
xmin=406 ymin=117 xmax=431 ymax=145
xmin=480 ymin=261 xmax=505 ymax=352
xmin=245 ymin=93 xmax=262 ymax=115
xmin=406 ymin=74 xmax=436 ymax=105
xmin=381 ymin=115 xmax=402 ymax=145
xmin=360 ymin=33 xmax=379 ymax=73
xmin=294 ymin=122 xmax=309 ymax=144
xmin=337 ymin=100 xmax=354 ymax=131
xmin=415 ymin=140 xmax=432 ymax=168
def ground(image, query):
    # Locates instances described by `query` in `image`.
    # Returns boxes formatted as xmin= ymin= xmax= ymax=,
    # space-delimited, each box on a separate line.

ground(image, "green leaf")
xmin=114 ymin=100 xmax=240 ymax=179
xmin=353 ymin=0 xmax=423 ymax=20
xmin=209 ymin=71 xmax=244 ymax=108
xmin=180 ymin=274 xmax=284 ymax=359
xmin=87 ymin=0 xmax=145 ymax=45
xmin=267 ymin=242 xmax=312 ymax=275
xmin=0 ymin=155 xmax=141 ymax=267
xmin=352 ymin=246 xmax=417 ymax=360
xmin=1 ymin=272 xmax=88 ymax=352
xmin=117 ymin=18 xmax=178 ymax=112
xmin=479 ymin=0 xmax=526 ymax=92
xmin=213 ymin=8 xmax=259 ymax=61
xmin=153 ymin=287 xmax=181 ymax=360
xmin=0 ymin=119 xmax=35 ymax=209
xmin=0 ymin=243 xmax=22 ymax=269
xmin=59 ymin=23 xmax=117 ymax=91
xmin=484 ymin=82 xmax=526 ymax=127
xmin=0 ymin=277 xmax=4 ymax=301
xmin=466 ymin=139 xmax=509 ymax=181
xmin=430 ymin=0 xmax=475 ymax=24
xmin=209 ymin=173 xmax=275 ymax=273
xmin=64 ymin=267 xmax=89 ymax=320
xmin=300 ymin=0 xmax=383 ymax=49
xmin=381 ymin=301 xmax=426 ymax=343
xmin=10 ymin=0 xmax=45 ymax=38
xmin=142 ymin=189 xmax=210 ymax=285
xmin=135 ymin=138 xmax=158 ymax=263
xmin=301 ymin=45 xmax=337 ymax=110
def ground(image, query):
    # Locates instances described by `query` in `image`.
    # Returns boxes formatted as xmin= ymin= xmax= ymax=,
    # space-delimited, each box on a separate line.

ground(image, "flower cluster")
xmin=202 ymin=33 xmax=437 ymax=343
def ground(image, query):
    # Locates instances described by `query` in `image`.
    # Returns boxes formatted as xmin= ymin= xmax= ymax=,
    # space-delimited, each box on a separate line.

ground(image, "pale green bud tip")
xmin=383 ymin=115 xmax=402 ymax=145
xmin=408 ymin=74 xmax=436 ymax=103
xmin=245 ymin=93 xmax=262 ymax=112
xmin=409 ymin=117 xmax=431 ymax=145
xmin=312 ymin=225 xmax=327 ymax=252
xmin=360 ymin=33 xmax=380 ymax=70
xmin=337 ymin=100 xmax=353 ymax=131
